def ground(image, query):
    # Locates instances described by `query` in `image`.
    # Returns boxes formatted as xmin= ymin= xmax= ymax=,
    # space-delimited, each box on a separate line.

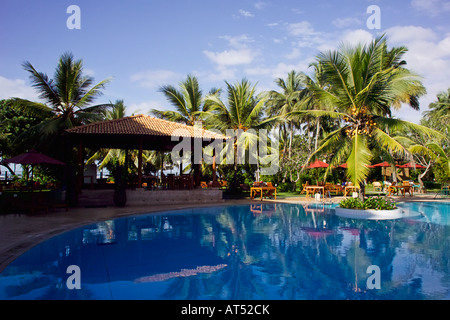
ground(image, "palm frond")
xmin=22 ymin=61 xmax=61 ymax=107
xmin=346 ymin=133 xmax=372 ymax=185
xmin=8 ymin=98 xmax=53 ymax=118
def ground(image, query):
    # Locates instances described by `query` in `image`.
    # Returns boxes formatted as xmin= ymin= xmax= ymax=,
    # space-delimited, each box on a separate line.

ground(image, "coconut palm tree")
xmin=150 ymin=74 xmax=220 ymax=183
xmin=265 ymin=70 xmax=306 ymax=159
xmin=86 ymin=99 xmax=127 ymax=170
xmin=204 ymin=79 xmax=267 ymax=187
xmin=292 ymin=35 xmax=440 ymax=198
xmin=10 ymin=52 xmax=112 ymax=155
xmin=423 ymin=88 xmax=450 ymax=135
xmin=150 ymin=74 xmax=218 ymax=126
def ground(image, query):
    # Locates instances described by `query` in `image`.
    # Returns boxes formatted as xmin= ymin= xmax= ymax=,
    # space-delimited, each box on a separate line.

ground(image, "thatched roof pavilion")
xmin=65 ymin=114 xmax=227 ymax=188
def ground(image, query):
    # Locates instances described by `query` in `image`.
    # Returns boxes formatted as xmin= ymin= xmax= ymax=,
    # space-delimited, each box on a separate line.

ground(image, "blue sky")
xmin=1 ymin=0 xmax=449 ymax=124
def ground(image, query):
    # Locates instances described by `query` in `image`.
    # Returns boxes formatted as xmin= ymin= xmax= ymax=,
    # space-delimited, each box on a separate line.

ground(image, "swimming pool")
xmin=0 ymin=202 xmax=448 ymax=300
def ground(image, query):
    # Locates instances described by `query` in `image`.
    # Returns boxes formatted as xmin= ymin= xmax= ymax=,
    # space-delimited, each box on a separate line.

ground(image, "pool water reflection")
xmin=0 ymin=202 xmax=448 ymax=300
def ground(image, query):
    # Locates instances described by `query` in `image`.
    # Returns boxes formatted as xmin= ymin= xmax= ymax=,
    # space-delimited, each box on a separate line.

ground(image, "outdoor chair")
xmin=200 ymin=181 xmax=208 ymax=189
xmin=373 ymin=181 xmax=383 ymax=192
xmin=301 ymin=181 xmax=310 ymax=194
xmin=402 ymin=181 xmax=414 ymax=196
xmin=265 ymin=182 xmax=277 ymax=199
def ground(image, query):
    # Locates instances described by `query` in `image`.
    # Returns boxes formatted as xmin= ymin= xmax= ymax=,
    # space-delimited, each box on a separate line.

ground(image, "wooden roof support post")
xmin=212 ymin=150 xmax=217 ymax=185
xmin=138 ymin=138 xmax=143 ymax=188
xmin=77 ymin=139 xmax=84 ymax=194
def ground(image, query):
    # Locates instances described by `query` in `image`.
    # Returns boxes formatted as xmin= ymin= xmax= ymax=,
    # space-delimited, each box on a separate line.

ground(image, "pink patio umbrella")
xmin=3 ymin=149 xmax=65 ymax=166
xmin=3 ymin=149 xmax=65 ymax=188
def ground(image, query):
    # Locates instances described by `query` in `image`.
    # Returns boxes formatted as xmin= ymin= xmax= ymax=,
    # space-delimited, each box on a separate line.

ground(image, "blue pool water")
xmin=0 ymin=202 xmax=448 ymax=300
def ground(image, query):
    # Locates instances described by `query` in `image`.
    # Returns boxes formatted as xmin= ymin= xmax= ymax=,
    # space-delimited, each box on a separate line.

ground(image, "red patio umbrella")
xmin=304 ymin=159 xmax=329 ymax=185
xmin=371 ymin=161 xmax=391 ymax=167
xmin=397 ymin=162 xmax=426 ymax=169
xmin=306 ymin=159 xmax=329 ymax=168
xmin=371 ymin=161 xmax=393 ymax=182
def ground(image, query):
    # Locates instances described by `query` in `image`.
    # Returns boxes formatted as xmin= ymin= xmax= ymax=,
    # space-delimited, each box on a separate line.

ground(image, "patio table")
xmin=305 ymin=186 xmax=325 ymax=198
xmin=387 ymin=185 xmax=413 ymax=197
xmin=250 ymin=186 xmax=277 ymax=201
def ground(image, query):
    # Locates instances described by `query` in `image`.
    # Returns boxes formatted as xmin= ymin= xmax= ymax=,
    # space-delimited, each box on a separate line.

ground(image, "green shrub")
xmin=339 ymin=196 xmax=397 ymax=210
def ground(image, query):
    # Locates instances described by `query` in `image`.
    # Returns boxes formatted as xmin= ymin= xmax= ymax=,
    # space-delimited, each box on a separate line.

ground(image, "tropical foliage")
xmin=339 ymin=196 xmax=397 ymax=210
xmin=1 ymin=36 xmax=449 ymax=192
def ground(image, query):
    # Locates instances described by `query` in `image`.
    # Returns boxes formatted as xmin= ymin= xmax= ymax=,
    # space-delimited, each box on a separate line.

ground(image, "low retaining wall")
xmin=78 ymin=189 xmax=224 ymax=207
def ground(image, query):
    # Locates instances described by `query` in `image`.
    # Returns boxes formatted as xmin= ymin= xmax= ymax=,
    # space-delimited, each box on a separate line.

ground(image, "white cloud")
xmin=284 ymin=48 xmax=302 ymax=60
xmin=340 ymin=29 xmax=374 ymax=47
xmin=203 ymin=49 xmax=256 ymax=67
xmin=287 ymin=21 xmax=315 ymax=36
xmin=386 ymin=25 xmax=437 ymax=43
xmin=205 ymin=35 xmax=257 ymax=67
xmin=332 ymin=17 xmax=362 ymax=29
xmin=411 ymin=0 xmax=450 ymax=16
xmin=0 ymin=76 xmax=39 ymax=101
xmin=220 ymin=34 xmax=254 ymax=49
xmin=238 ymin=9 xmax=254 ymax=18
xmin=386 ymin=25 xmax=450 ymax=122
xmin=129 ymin=100 xmax=166 ymax=115
xmin=130 ymin=70 xmax=180 ymax=88
xmin=254 ymin=2 xmax=269 ymax=10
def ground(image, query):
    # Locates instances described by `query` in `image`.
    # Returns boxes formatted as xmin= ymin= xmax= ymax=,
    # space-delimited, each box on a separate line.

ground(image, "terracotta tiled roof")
xmin=66 ymin=114 xmax=227 ymax=140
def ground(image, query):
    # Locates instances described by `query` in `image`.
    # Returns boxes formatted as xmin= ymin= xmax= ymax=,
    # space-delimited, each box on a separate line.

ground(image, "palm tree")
xmin=86 ymin=99 xmax=127 ymax=170
xmin=150 ymin=74 xmax=218 ymax=126
xmin=300 ymin=61 xmax=337 ymax=152
xmin=293 ymin=35 xmax=440 ymax=199
xmin=423 ymin=88 xmax=450 ymax=135
xmin=11 ymin=52 xmax=112 ymax=155
xmin=265 ymin=70 xmax=306 ymax=159
xmin=150 ymin=74 xmax=220 ymax=184
xmin=205 ymin=79 xmax=267 ymax=187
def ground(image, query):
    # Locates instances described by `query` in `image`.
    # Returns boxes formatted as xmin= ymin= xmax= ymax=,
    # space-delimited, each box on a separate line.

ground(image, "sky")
xmin=1 ymin=0 xmax=449 ymax=124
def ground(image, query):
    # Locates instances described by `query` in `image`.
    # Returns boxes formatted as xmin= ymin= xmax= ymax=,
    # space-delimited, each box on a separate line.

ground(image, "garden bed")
xmin=336 ymin=196 xmax=401 ymax=220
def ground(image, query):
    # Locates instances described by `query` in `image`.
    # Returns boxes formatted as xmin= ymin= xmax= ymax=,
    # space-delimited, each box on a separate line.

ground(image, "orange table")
xmin=388 ymin=185 xmax=413 ymax=197
xmin=250 ymin=186 xmax=277 ymax=200
xmin=305 ymin=186 xmax=325 ymax=198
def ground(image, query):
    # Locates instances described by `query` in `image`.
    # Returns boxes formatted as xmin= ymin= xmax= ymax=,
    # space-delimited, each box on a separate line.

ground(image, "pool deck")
xmin=0 ymin=193 xmax=448 ymax=273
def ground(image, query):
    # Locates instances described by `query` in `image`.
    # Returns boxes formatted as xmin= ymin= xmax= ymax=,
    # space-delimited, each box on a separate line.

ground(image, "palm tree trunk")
xmin=314 ymin=117 xmax=321 ymax=151
xmin=288 ymin=121 xmax=293 ymax=159
xmin=418 ymin=162 xmax=432 ymax=192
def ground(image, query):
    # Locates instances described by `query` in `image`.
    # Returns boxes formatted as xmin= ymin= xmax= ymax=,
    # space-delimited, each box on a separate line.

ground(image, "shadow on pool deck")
xmin=0 ymin=193 xmax=447 ymax=273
